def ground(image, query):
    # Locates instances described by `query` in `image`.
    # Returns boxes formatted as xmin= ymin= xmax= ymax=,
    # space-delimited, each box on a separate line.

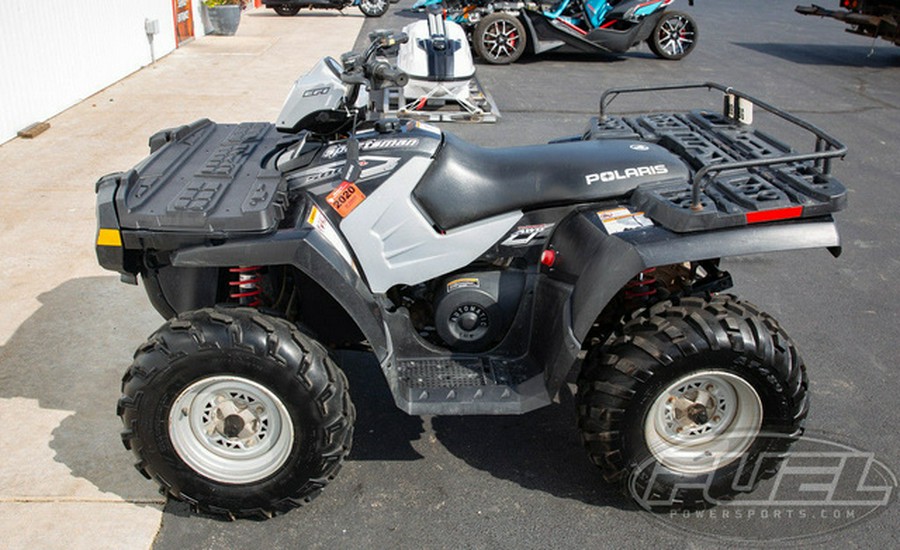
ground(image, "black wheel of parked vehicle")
xmin=473 ymin=12 xmax=527 ymax=64
xmin=577 ymin=295 xmax=808 ymax=510
xmin=273 ymin=4 xmax=302 ymax=16
xmin=358 ymin=0 xmax=388 ymax=17
xmin=647 ymin=11 xmax=698 ymax=60
xmin=118 ymin=307 xmax=355 ymax=518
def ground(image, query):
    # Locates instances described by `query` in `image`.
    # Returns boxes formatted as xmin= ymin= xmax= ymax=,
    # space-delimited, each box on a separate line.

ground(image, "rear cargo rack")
xmin=588 ymin=82 xmax=847 ymax=232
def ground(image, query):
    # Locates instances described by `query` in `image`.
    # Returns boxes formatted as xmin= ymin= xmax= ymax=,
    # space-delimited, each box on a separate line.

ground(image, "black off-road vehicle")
xmin=96 ymin=33 xmax=846 ymax=517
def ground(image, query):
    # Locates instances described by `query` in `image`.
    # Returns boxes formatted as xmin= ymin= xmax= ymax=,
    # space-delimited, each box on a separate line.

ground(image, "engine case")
xmin=433 ymin=271 xmax=525 ymax=351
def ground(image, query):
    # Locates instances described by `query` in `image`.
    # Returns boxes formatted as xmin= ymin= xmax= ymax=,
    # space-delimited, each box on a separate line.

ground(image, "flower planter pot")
xmin=206 ymin=5 xmax=241 ymax=36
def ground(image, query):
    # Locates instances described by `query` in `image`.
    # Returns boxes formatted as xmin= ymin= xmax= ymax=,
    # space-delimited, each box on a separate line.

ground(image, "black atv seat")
xmin=412 ymin=132 xmax=689 ymax=230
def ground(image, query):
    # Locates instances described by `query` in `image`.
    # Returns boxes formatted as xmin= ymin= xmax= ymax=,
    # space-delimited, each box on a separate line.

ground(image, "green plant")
xmin=203 ymin=0 xmax=244 ymax=7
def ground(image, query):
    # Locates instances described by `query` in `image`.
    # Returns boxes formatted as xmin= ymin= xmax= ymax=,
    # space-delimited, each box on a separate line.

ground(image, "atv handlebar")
xmin=340 ymin=30 xmax=409 ymax=103
xmin=368 ymin=30 xmax=409 ymax=51
xmin=363 ymin=31 xmax=409 ymax=90
xmin=598 ymin=82 xmax=847 ymax=211
xmin=370 ymin=60 xmax=409 ymax=88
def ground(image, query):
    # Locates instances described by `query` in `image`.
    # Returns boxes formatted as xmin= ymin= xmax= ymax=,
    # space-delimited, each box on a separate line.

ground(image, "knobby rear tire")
xmin=577 ymin=295 xmax=808 ymax=510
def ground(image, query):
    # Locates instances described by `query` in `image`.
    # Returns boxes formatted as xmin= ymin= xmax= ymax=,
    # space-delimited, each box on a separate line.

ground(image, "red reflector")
xmin=746 ymin=206 xmax=803 ymax=224
xmin=540 ymin=249 xmax=557 ymax=267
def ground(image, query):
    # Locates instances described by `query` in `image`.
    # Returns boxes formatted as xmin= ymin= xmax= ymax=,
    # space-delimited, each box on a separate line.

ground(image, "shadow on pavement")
xmin=0 ymin=276 xmax=163 ymax=502
xmin=393 ymin=7 xmax=427 ymax=20
xmin=337 ymin=350 xmax=627 ymax=507
xmin=340 ymin=351 xmax=626 ymax=507
xmin=503 ymin=50 xmax=632 ymax=65
xmin=0 ymin=277 xmax=625 ymax=516
xmin=734 ymin=42 xmax=900 ymax=67
xmin=0 ymin=277 xmax=426 ymax=498
xmin=337 ymin=350 xmax=426 ymax=462
xmin=430 ymin=385 xmax=630 ymax=509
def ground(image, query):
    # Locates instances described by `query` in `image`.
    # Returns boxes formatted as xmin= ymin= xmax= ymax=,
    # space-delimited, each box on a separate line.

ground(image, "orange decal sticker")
xmin=326 ymin=182 xmax=366 ymax=218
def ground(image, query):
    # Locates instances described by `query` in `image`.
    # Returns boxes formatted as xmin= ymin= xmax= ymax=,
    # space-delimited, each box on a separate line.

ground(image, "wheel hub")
xmin=222 ymin=414 xmax=245 ymax=439
xmin=645 ymin=370 xmax=763 ymax=474
xmin=685 ymin=401 xmax=710 ymax=425
xmin=207 ymin=395 xmax=263 ymax=446
xmin=665 ymin=385 xmax=721 ymax=437
xmin=169 ymin=375 xmax=295 ymax=484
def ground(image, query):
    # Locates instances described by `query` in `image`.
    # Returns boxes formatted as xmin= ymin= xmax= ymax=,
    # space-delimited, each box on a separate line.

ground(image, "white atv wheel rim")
xmin=644 ymin=370 xmax=762 ymax=474
xmin=169 ymin=375 xmax=294 ymax=484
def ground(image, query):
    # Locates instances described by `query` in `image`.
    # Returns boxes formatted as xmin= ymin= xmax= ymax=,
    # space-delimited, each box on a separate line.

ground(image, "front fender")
xmin=170 ymin=220 xmax=390 ymax=361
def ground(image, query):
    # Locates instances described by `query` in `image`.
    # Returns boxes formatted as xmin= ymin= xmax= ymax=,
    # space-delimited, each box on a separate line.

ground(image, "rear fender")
xmin=169 ymin=221 xmax=390 ymax=361
xmin=539 ymin=207 xmax=841 ymax=393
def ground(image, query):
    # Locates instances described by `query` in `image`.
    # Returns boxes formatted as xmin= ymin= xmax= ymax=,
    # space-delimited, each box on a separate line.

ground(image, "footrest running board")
xmin=390 ymin=358 xmax=551 ymax=415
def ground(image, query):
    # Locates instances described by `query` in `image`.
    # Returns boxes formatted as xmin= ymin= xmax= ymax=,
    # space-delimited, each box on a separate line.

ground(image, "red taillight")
xmin=540 ymin=249 xmax=557 ymax=267
xmin=746 ymin=206 xmax=803 ymax=224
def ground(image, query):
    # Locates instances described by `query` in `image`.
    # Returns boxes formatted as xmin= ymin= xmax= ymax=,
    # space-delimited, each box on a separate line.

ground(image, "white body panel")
xmin=340 ymin=157 xmax=520 ymax=294
xmin=277 ymin=57 xmax=369 ymax=132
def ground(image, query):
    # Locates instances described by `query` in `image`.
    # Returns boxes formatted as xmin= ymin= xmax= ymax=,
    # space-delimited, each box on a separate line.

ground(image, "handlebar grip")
xmin=373 ymin=62 xmax=409 ymax=87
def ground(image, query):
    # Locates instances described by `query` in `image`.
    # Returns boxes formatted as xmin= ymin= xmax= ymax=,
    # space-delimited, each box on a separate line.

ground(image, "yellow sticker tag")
xmin=446 ymin=278 xmax=480 ymax=292
xmin=306 ymin=206 xmax=320 ymax=226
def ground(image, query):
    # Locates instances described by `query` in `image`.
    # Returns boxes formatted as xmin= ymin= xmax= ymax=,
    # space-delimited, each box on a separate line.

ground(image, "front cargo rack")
xmin=586 ymin=82 xmax=848 ymax=232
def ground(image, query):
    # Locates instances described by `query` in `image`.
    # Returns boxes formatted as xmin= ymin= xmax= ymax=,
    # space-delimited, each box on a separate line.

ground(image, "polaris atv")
xmin=97 ymin=31 xmax=847 ymax=517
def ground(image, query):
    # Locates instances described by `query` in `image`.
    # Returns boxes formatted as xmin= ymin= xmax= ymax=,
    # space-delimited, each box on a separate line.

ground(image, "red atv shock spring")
xmin=228 ymin=266 xmax=263 ymax=307
xmin=624 ymin=268 xmax=658 ymax=303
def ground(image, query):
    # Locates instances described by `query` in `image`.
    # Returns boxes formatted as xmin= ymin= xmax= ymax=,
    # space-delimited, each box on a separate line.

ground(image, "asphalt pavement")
xmin=1 ymin=0 xmax=898 ymax=548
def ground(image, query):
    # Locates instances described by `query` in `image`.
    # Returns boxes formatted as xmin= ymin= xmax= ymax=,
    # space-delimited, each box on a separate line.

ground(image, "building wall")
xmin=0 ymin=0 xmax=207 ymax=144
